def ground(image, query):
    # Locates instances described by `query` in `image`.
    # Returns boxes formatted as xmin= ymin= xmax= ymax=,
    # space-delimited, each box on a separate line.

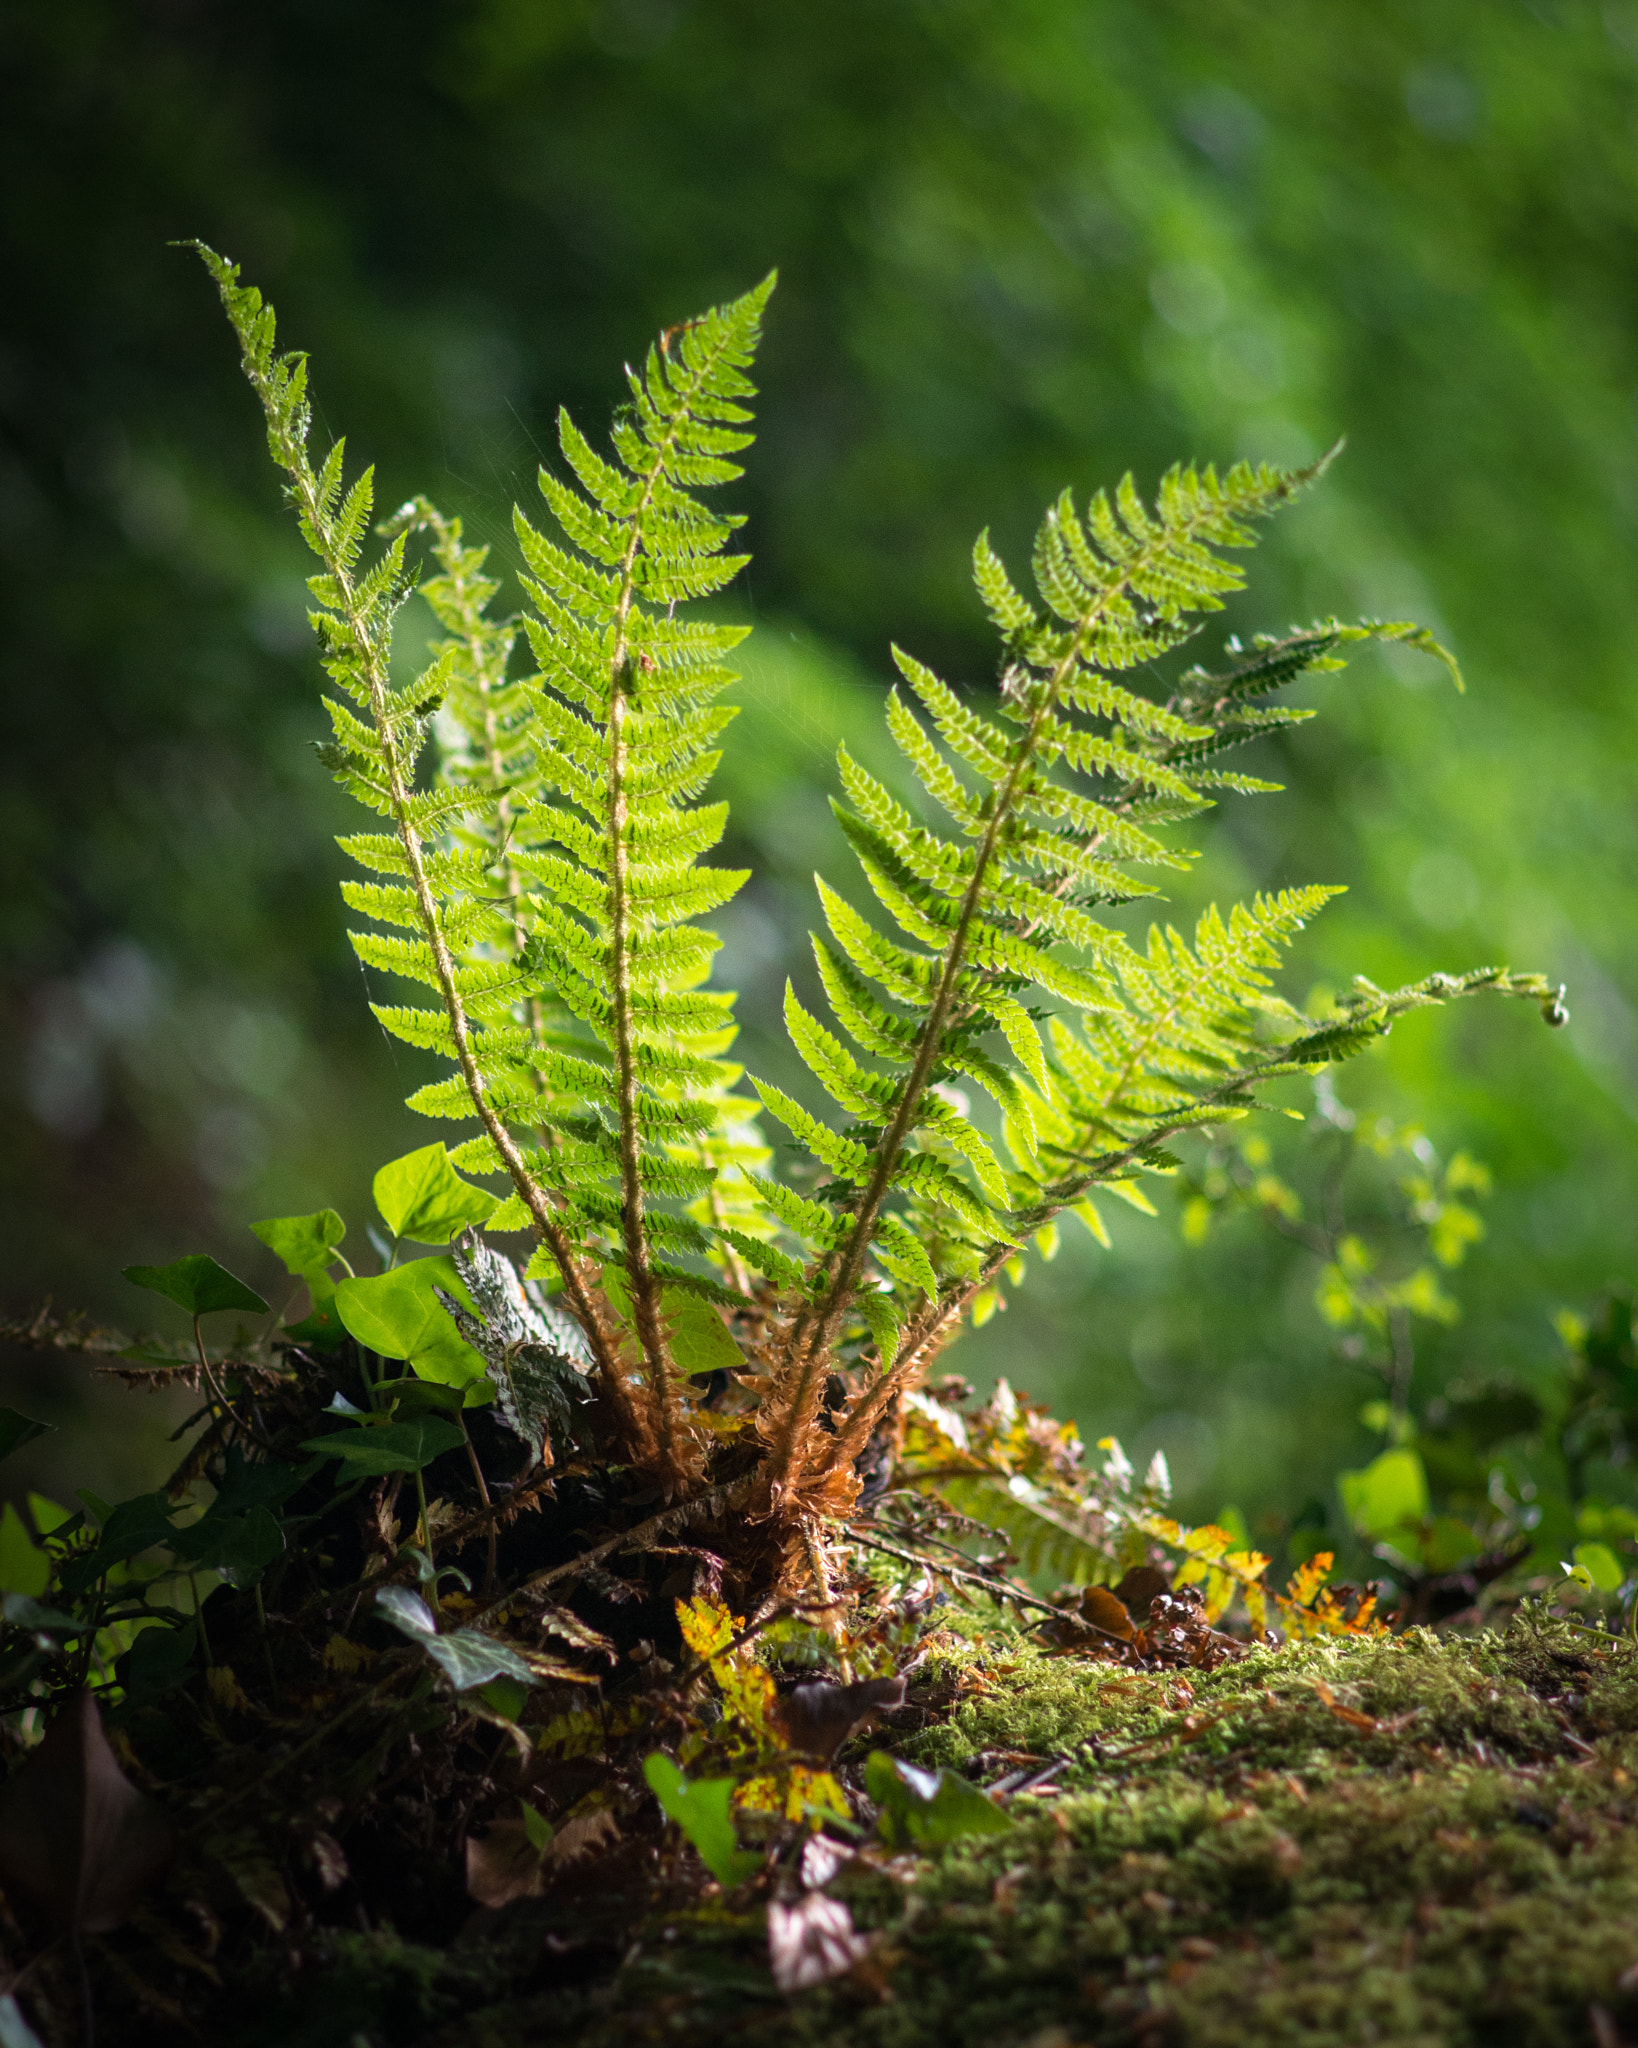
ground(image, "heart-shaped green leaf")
xmin=2 ymin=1595 xmax=88 ymax=1638
xmin=300 ymin=1417 xmax=465 ymax=1477
xmin=373 ymin=1146 xmax=497 ymax=1246
xmin=123 ymin=1256 xmax=268 ymax=1318
xmin=333 ymin=1260 xmax=485 ymax=1387
xmin=169 ymin=1504 xmax=285 ymax=1588
xmin=282 ymin=1269 xmax=347 ymax=1351
xmin=250 ymin=1208 xmax=347 ymax=1278
xmin=1571 ymin=1540 xmax=1625 ymax=1593
xmin=604 ymin=1269 xmax=742 ymax=1378
xmin=374 ymin=1585 xmax=536 ymax=1692
xmin=123 ymin=1620 xmax=199 ymax=1704
xmin=56 ymin=1492 xmax=180 ymax=1598
xmin=665 ymin=1294 xmax=744 ymax=1377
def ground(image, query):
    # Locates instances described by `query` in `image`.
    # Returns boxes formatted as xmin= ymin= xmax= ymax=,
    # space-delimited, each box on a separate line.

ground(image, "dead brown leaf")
xmin=546 ymin=1809 xmax=620 ymax=1869
xmin=465 ymin=1807 xmax=622 ymax=1907
xmin=776 ymin=1676 xmax=906 ymax=1760
xmin=465 ymin=1818 xmax=543 ymax=1909
xmin=1313 ymin=1679 xmax=1377 ymax=1732
xmin=1079 ymin=1586 xmax=1137 ymax=1643
xmin=306 ymin=1830 xmax=349 ymax=1892
xmin=0 ymin=1691 xmax=175 ymax=1933
xmin=1113 ymin=1566 xmax=1170 ymax=1623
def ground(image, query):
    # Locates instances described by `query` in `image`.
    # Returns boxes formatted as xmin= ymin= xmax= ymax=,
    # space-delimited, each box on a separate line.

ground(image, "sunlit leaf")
xmin=643 ymin=1753 xmax=761 ymax=1886
xmin=1572 ymin=1540 xmax=1625 ymax=1593
xmin=373 ymin=1145 xmax=497 ymax=1245
xmin=250 ymin=1208 xmax=347 ymax=1278
xmin=333 ymin=1258 xmax=485 ymax=1386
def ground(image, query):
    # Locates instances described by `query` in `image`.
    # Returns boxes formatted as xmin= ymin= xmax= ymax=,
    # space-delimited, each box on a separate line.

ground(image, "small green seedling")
xmin=644 ymin=1753 xmax=762 ymax=1886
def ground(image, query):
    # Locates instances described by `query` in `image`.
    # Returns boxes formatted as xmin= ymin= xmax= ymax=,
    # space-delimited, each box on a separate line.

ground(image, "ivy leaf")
xmin=2 ymin=1596 xmax=87 ymax=1640
xmin=864 ymin=1751 xmax=1013 ymax=1848
xmin=56 ymin=1493 xmax=178 ymax=1598
xmin=300 ymin=1417 xmax=465 ymax=1477
xmin=1571 ymin=1541 xmax=1625 ymax=1593
xmin=374 ymin=1585 xmax=536 ymax=1692
xmin=250 ymin=1209 xmax=347 ymax=1278
xmin=604 ymin=1267 xmax=740 ymax=1378
xmin=207 ymin=1448 xmax=319 ymax=1519
xmin=643 ymin=1753 xmax=761 ymax=1887
xmin=282 ymin=1269 xmax=347 ymax=1351
xmin=0 ymin=1411 xmax=52 ymax=1465
xmin=665 ymin=1294 xmax=744 ymax=1378
xmin=373 ymin=1145 xmax=497 ymax=1246
xmin=169 ymin=1504 xmax=284 ymax=1589
xmin=122 ymin=1256 xmax=268 ymax=1318
xmin=123 ymin=1620 xmax=200 ymax=1704
xmin=333 ymin=1259 xmax=486 ymax=1388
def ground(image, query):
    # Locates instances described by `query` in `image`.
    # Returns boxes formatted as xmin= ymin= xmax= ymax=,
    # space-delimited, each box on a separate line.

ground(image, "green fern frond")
xmin=494 ymin=273 xmax=777 ymax=1465
xmin=762 ymin=448 xmax=1555 ymax=1495
xmin=203 ymin=243 xmax=779 ymax=1483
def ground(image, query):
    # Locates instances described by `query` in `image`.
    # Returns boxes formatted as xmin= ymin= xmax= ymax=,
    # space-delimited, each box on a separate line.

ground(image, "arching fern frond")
xmin=496 ymin=273 xmax=776 ymax=1476
xmin=759 ymin=460 xmax=1559 ymax=1499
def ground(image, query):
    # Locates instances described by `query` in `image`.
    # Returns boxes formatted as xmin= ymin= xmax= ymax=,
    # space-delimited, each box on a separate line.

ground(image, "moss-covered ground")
xmin=224 ymin=1610 xmax=1638 ymax=2048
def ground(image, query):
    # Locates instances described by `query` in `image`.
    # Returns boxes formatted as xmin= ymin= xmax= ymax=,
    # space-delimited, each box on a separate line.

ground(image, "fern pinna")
xmin=200 ymin=244 xmax=1557 ymax=1537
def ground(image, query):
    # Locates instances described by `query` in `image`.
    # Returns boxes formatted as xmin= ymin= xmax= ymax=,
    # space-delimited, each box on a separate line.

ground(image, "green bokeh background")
xmin=3 ymin=0 xmax=1635 ymax=1537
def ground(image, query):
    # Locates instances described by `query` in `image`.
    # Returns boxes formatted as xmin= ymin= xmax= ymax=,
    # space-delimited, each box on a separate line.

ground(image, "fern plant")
xmin=197 ymin=243 xmax=1559 ymax=1592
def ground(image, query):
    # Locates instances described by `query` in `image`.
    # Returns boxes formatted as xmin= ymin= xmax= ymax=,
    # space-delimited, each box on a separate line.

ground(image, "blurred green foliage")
xmin=4 ymin=0 xmax=1637 ymax=1552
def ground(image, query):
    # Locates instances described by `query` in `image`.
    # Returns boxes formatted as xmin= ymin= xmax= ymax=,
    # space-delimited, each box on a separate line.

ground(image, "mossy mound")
xmin=192 ymin=1611 xmax=1638 ymax=2048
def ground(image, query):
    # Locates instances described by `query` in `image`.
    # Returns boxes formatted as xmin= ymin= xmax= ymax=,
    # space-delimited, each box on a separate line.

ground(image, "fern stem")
xmin=604 ymin=643 xmax=676 ymax=1445
xmin=200 ymin=253 xmax=655 ymax=1437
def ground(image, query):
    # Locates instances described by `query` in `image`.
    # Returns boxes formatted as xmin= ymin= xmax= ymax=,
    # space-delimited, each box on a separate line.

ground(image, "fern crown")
xmin=197 ymin=244 xmax=1556 ymax=1500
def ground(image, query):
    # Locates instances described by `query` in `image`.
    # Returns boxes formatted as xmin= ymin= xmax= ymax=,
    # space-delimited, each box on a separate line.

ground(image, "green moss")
xmin=239 ymin=1930 xmax=457 ymax=2048
xmin=758 ymin=1617 xmax=1638 ymax=2048
xmin=288 ymin=1617 xmax=1638 ymax=2047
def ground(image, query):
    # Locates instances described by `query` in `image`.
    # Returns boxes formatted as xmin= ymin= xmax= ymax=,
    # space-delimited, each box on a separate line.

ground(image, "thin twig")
xmin=191 ymin=1316 xmax=279 ymax=1454
xmin=844 ymin=1525 xmax=1071 ymax=1623
xmin=457 ymin=1412 xmax=498 ymax=1596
